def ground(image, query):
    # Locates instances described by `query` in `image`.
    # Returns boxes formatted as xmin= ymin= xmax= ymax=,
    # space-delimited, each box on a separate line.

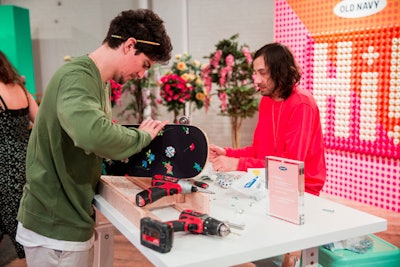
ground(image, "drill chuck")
xmin=177 ymin=180 xmax=196 ymax=194
xmin=178 ymin=180 xmax=215 ymax=194
xmin=203 ymin=217 xmax=231 ymax=237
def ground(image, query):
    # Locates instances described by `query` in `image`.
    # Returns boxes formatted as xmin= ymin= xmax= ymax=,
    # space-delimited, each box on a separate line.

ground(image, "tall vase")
xmin=183 ymin=102 xmax=192 ymax=124
xmin=230 ymin=115 xmax=242 ymax=148
xmin=173 ymin=103 xmax=192 ymax=124
xmin=173 ymin=109 xmax=179 ymax=124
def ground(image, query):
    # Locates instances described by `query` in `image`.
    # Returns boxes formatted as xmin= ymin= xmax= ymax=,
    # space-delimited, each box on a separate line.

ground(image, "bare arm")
xmin=27 ymin=93 xmax=38 ymax=123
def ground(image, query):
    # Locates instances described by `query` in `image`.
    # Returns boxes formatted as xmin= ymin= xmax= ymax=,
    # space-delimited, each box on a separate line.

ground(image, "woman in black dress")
xmin=0 ymin=51 xmax=38 ymax=258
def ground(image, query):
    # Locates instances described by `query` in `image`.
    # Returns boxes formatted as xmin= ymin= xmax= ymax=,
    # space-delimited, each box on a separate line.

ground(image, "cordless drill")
xmin=140 ymin=209 xmax=231 ymax=253
xmin=136 ymin=174 xmax=214 ymax=207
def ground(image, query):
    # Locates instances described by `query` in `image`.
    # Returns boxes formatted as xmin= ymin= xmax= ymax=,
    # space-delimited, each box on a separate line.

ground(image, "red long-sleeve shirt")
xmin=225 ymin=87 xmax=326 ymax=195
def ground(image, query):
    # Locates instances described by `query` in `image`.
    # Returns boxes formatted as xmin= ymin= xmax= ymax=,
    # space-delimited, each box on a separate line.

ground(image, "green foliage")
xmin=223 ymin=85 xmax=259 ymax=118
xmin=203 ymin=34 xmax=259 ymax=119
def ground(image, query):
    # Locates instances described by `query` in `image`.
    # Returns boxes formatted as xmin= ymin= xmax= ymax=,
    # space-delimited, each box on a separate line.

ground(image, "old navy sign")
xmin=334 ymin=0 xmax=387 ymax=18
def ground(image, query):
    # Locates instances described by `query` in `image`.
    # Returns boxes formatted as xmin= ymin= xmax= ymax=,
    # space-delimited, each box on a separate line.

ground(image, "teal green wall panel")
xmin=0 ymin=5 xmax=35 ymax=95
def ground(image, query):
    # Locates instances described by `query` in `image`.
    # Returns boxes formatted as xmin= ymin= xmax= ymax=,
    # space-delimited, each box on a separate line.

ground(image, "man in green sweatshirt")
xmin=16 ymin=9 xmax=172 ymax=266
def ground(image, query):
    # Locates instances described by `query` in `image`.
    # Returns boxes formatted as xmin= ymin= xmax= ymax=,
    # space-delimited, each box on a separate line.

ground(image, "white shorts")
xmin=24 ymin=245 xmax=94 ymax=267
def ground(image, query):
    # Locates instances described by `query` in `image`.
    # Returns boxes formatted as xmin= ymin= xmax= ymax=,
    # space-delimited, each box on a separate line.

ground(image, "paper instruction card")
xmin=265 ymin=156 xmax=304 ymax=225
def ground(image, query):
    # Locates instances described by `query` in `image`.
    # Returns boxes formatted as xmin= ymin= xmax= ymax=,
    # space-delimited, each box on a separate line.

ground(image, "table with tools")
xmin=93 ymin=174 xmax=387 ymax=267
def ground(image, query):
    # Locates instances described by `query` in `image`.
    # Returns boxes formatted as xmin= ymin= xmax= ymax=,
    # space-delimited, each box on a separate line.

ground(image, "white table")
xmin=93 ymin=183 xmax=387 ymax=267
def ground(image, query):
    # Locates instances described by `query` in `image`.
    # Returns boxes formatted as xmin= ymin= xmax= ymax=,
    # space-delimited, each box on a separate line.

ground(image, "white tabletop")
xmin=94 ymin=182 xmax=387 ymax=267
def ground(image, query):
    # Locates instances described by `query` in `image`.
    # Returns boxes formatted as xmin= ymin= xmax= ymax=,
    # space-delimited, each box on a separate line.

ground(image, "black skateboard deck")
xmin=103 ymin=124 xmax=209 ymax=179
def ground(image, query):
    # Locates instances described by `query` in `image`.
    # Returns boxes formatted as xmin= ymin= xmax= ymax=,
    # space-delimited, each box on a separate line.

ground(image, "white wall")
xmin=184 ymin=0 xmax=274 ymax=147
xmin=1 ymin=0 xmax=140 ymax=92
xmin=0 ymin=0 xmax=274 ymax=147
xmin=187 ymin=0 xmax=274 ymax=63
xmin=152 ymin=0 xmax=189 ymax=54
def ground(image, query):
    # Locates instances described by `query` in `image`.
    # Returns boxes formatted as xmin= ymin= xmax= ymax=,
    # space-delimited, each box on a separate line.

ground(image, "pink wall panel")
xmin=274 ymin=0 xmax=400 ymax=212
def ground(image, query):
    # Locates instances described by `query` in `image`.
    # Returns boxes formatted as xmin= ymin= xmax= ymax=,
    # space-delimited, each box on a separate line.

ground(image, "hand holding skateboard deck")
xmin=103 ymin=124 xmax=209 ymax=179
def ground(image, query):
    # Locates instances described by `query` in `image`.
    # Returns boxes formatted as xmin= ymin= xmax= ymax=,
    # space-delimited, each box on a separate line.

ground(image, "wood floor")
xmin=6 ymin=193 xmax=400 ymax=267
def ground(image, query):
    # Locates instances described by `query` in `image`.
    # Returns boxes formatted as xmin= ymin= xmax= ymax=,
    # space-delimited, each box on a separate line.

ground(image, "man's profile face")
xmin=253 ymin=56 xmax=275 ymax=97
xmin=115 ymin=41 xmax=156 ymax=84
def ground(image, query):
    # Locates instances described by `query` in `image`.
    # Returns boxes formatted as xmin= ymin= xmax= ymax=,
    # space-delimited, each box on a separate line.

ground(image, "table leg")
xmin=93 ymin=223 xmax=115 ymax=267
xmin=301 ymin=247 xmax=319 ymax=267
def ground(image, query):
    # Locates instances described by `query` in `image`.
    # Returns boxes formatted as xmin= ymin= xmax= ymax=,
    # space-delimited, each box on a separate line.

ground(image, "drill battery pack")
xmin=140 ymin=217 xmax=173 ymax=253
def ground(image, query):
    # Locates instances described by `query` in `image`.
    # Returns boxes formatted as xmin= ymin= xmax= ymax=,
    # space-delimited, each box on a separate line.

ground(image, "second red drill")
xmin=136 ymin=174 xmax=214 ymax=207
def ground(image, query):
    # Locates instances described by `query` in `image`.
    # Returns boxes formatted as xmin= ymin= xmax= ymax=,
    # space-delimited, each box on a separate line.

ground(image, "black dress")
xmin=0 ymin=92 xmax=30 ymax=258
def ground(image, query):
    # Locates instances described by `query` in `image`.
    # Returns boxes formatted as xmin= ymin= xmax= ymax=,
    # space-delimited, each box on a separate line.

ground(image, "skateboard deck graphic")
xmin=104 ymin=124 xmax=209 ymax=179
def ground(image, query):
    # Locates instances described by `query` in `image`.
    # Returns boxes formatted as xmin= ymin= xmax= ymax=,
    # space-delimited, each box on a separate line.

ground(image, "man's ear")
xmin=124 ymin=37 xmax=137 ymax=53
xmin=128 ymin=37 xmax=139 ymax=48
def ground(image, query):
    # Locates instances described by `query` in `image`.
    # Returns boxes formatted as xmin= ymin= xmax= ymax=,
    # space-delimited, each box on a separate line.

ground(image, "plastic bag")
xmin=324 ymin=235 xmax=374 ymax=253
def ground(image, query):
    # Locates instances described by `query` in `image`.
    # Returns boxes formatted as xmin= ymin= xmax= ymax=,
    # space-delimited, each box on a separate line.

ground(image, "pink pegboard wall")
xmin=312 ymin=28 xmax=400 ymax=158
xmin=274 ymin=0 xmax=400 ymax=212
xmin=274 ymin=0 xmax=311 ymax=90
xmin=326 ymin=149 xmax=399 ymax=212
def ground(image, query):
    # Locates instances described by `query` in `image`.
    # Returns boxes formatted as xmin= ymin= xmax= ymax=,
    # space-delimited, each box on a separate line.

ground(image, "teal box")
xmin=0 ymin=5 xmax=35 ymax=95
xmin=319 ymin=235 xmax=400 ymax=267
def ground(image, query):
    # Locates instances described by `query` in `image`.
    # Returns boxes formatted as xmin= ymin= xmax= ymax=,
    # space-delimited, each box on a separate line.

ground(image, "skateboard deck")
xmin=103 ymin=124 xmax=209 ymax=179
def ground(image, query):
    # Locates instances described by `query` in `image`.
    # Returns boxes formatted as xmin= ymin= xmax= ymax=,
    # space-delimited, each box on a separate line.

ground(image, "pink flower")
xmin=242 ymin=47 xmax=252 ymax=64
xmin=219 ymin=68 xmax=227 ymax=87
xmin=211 ymin=50 xmax=222 ymax=68
xmin=218 ymin=91 xmax=227 ymax=112
xmin=219 ymin=66 xmax=234 ymax=87
xmin=225 ymin=54 xmax=234 ymax=67
xmin=201 ymin=65 xmax=213 ymax=94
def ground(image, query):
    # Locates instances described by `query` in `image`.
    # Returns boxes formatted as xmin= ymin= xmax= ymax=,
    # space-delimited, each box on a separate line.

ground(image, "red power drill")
xmin=140 ymin=209 xmax=231 ymax=253
xmin=136 ymin=174 xmax=214 ymax=207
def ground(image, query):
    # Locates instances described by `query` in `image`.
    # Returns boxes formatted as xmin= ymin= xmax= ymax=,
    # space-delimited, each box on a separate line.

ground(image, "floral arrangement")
xmin=158 ymin=53 xmax=206 ymax=121
xmin=159 ymin=73 xmax=191 ymax=115
xmin=202 ymin=34 xmax=259 ymax=147
xmin=109 ymin=79 xmax=123 ymax=107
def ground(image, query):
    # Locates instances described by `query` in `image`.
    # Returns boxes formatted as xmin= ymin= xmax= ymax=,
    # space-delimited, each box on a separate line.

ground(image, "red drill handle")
xmin=136 ymin=181 xmax=182 ymax=207
xmin=151 ymin=174 xmax=180 ymax=185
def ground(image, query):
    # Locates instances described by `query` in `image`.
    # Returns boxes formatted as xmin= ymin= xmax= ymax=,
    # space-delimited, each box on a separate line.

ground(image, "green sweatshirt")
xmin=17 ymin=55 xmax=151 ymax=242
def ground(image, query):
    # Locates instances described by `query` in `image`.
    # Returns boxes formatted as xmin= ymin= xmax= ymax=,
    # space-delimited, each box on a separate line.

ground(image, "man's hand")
xmin=209 ymin=144 xmax=226 ymax=159
xmin=139 ymin=119 xmax=169 ymax=139
xmin=209 ymin=155 xmax=239 ymax=172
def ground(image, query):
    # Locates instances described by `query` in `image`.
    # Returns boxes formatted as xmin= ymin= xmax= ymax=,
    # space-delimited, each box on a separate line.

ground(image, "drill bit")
xmin=193 ymin=186 xmax=215 ymax=194
xmin=225 ymin=221 xmax=246 ymax=230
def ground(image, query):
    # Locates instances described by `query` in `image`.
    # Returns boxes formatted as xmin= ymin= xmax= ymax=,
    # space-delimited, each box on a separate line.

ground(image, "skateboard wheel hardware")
xmin=178 ymin=116 xmax=190 ymax=125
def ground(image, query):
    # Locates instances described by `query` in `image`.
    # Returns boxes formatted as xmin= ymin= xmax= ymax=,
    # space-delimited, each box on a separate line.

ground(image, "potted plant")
xmin=158 ymin=53 xmax=206 ymax=122
xmin=202 ymin=34 xmax=259 ymax=147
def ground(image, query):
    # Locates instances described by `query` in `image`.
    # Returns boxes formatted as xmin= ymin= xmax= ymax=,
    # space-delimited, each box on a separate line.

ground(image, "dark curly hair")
xmin=254 ymin=43 xmax=301 ymax=100
xmin=103 ymin=9 xmax=172 ymax=64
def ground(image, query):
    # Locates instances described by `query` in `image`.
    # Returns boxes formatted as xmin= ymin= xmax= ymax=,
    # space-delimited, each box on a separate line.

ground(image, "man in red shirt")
xmin=210 ymin=43 xmax=326 ymax=196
